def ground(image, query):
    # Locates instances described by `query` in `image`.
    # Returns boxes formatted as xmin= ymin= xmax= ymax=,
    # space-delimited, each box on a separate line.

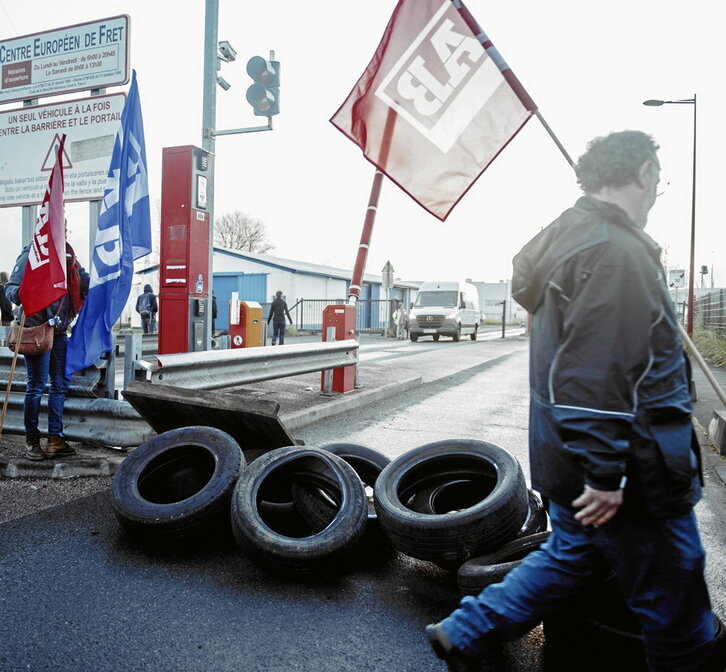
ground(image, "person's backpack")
xmin=136 ymin=292 xmax=152 ymax=317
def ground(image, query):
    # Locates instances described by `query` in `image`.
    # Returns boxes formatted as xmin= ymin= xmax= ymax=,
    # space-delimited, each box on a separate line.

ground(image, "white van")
xmin=408 ymin=281 xmax=481 ymax=342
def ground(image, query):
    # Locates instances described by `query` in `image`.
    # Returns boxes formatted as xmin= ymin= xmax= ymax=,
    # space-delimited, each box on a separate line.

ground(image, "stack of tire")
xmin=111 ymin=429 xmax=548 ymax=578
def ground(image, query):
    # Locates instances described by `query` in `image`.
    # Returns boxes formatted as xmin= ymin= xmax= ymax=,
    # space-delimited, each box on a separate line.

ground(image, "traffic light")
xmin=245 ymin=56 xmax=280 ymax=117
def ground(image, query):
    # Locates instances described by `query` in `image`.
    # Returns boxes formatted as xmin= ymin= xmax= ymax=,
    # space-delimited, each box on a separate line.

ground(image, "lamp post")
xmin=643 ymin=95 xmax=697 ymax=334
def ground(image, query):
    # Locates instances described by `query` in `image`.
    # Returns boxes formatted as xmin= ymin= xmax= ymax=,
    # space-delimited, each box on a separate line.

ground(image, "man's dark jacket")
xmin=511 ymin=196 xmax=700 ymax=519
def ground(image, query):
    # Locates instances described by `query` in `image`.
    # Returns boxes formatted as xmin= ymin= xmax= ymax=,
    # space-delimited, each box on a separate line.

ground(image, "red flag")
xmin=19 ymin=134 xmax=68 ymax=316
xmin=330 ymin=0 xmax=536 ymax=221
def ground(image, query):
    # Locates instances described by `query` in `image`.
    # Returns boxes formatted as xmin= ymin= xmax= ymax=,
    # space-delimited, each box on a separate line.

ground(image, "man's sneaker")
xmin=425 ymin=623 xmax=480 ymax=672
xmin=45 ymin=436 xmax=76 ymax=458
xmin=271 ymin=340 xmax=277 ymax=345
xmin=25 ymin=435 xmax=45 ymax=461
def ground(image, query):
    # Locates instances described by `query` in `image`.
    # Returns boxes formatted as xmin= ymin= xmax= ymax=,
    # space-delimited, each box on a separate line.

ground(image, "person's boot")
xmin=45 ymin=435 xmax=76 ymax=458
xmin=25 ymin=435 xmax=45 ymax=461
xmin=425 ymin=623 xmax=481 ymax=672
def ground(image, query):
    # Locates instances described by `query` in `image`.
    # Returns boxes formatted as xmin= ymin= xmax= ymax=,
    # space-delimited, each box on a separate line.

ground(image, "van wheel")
xmin=410 ymin=335 xmax=418 ymax=342
xmin=470 ymin=325 xmax=478 ymax=341
xmin=453 ymin=325 xmax=461 ymax=342
xmin=433 ymin=334 xmax=440 ymax=342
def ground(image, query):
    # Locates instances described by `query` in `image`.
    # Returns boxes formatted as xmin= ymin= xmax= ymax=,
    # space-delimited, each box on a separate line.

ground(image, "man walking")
xmin=425 ymin=131 xmax=720 ymax=671
xmin=267 ymin=290 xmax=292 ymax=345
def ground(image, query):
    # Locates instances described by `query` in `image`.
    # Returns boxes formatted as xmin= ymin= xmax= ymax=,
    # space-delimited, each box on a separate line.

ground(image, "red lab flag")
xmin=19 ymin=134 xmax=68 ymax=316
xmin=330 ymin=0 xmax=536 ymax=221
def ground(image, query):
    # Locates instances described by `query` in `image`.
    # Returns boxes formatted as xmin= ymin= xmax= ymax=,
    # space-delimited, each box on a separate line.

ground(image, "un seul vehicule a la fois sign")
xmin=0 ymin=16 xmax=129 ymax=206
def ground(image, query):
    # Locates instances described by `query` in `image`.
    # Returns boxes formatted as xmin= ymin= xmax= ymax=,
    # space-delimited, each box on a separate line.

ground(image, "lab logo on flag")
xmin=331 ymin=0 xmax=536 ymax=221
xmin=376 ymin=5 xmax=495 ymax=153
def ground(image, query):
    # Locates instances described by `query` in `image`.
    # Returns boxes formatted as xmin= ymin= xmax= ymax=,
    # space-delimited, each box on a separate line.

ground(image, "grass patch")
xmin=691 ymin=327 xmax=726 ymax=367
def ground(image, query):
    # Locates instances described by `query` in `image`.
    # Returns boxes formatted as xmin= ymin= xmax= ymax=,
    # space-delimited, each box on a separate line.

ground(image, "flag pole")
xmin=347 ymin=107 xmax=397 ymax=304
xmin=0 ymin=312 xmax=26 ymax=437
xmin=451 ymin=0 xmax=575 ymax=170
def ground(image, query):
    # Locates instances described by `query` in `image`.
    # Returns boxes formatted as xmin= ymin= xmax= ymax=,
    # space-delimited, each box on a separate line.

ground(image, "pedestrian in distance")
xmin=5 ymin=242 xmax=89 ymax=461
xmin=0 ymin=271 xmax=14 ymax=326
xmin=267 ymin=290 xmax=292 ymax=345
xmin=393 ymin=299 xmax=407 ymax=340
xmin=211 ymin=289 xmax=218 ymax=333
xmin=425 ymin=130 xmax=722 ymax=672
xmin=135 ymin=284 xmax=158 ymax=334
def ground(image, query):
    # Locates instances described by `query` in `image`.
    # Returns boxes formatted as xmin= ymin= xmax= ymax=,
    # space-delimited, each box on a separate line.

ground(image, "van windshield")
xmin=414 ymin=291 xmax=458 ymax=308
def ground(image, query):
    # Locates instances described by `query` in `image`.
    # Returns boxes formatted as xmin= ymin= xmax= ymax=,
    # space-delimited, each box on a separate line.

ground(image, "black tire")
xmin=433 ymin=334 xmax=440 ymax=342
xmin=410 ymin=474 xmax=497 ymax=515
xmin=410 ymin=334 xmax=418 ymax=342
xmin=293 ymin=443 xmax=390 ymax=540
xmin=111 ymin=426 xmax=245 ymax=542
xmin=374 ymin=439 xmax=528 ymax=568
xmin=517 ymin=489 xmax=549 ymax=538
xmin=470 ymin=325 xmax=478 ymax=341
xmin=453 ymin=325 xmax=461 ymax=342
xmin=457 ymin=530 xmax=551 ymax=595
xmin=231 ymin=446 xmax=368 ymax=574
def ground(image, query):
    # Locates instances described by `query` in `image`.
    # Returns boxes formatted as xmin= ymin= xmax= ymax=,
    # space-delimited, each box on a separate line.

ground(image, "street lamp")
xmin=643 ymin=95 xmax=697 ymax=334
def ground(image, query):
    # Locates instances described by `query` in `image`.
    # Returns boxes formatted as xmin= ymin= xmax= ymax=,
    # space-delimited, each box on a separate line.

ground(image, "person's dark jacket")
xmin=0 ymin=285 xmax=13 ymax=323
xmin=135 ymin=284 xmax=158 ymax=316
xmin=511 ymin=196 xmax=700 ymax=519
xmin=267 ymin=297 xmax=291 ymax=325
xmin=5 ymin=244 xmax=90 ymax=333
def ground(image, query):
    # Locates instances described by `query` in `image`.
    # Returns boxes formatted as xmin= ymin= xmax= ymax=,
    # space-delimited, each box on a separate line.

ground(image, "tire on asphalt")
xmin=231 ymin=446 xmax=368 ymax=574
xmin=111 ymin=426 xmax=245 ymax=542
xmin=373 ymin=439 xmax=529 ymax=568
xmin=517 ymin=489 xmax=549 ymax=538
xmin=292 ymin=442 xmax=391 ymax=549
xmin=457 ymin=530 xmax=551 ymax=595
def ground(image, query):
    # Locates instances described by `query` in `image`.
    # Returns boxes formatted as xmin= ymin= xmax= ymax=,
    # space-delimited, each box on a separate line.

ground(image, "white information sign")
xmin=0 ymin=93 xmax=125 ymax=206
xmin=0 ymin=16 xmax=129 ymax=105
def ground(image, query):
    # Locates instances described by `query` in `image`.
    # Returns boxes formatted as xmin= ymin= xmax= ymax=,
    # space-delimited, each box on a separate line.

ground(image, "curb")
xmin=0 ymin=455 xmax=125 ymax=479
xmin=0 ymin=376 xmax=423 ymax=479
xmin=280 ymin=376 xmax=422 ymax=429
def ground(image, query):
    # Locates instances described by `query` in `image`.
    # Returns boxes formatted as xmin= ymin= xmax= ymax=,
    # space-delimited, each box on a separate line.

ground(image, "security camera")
xmin=218 ymin=40 xmax=237 ymax=63
xmin=216 ymin=76 xmax=231 ymax=91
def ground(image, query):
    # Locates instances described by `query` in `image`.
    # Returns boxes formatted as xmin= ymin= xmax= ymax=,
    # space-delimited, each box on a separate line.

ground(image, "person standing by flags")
xmin=425 ymin=131 xmax=721 ymax=671
xmin=6 ymin=226 xmax=89 ymax=461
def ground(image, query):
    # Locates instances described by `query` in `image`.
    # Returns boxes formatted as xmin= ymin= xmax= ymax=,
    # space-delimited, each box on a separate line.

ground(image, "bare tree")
xmin=214 ymin=210 xmax=274 ymax=254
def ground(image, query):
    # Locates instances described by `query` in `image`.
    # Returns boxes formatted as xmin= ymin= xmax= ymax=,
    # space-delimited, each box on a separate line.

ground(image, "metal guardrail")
xmin=147 ymin=339 xmax=359 ymax=390
xmin=1 ymin=334 xmax=359 ymax=447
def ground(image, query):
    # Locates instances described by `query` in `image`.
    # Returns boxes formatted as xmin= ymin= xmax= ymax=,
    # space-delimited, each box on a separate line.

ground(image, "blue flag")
xmin=66 ymin=71 xmax=151 ymax=376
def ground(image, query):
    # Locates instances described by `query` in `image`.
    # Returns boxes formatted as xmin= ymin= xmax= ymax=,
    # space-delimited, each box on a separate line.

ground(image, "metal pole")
xmin=348 ymin=107 xmax=397 ymax=305
xmin=687 ymin=94 xmax=697 ymax=335
xmin=202 ymin=0 xmax=218 ymax=351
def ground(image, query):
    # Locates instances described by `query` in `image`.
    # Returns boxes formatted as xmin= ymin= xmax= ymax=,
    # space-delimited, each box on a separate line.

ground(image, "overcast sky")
xmin=0 ymin=0 xmax=723 ymax=292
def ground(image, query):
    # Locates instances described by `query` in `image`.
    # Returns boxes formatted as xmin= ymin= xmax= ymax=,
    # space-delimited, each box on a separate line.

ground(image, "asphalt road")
xmin=1 ymin=331 xmax=724 ymax=672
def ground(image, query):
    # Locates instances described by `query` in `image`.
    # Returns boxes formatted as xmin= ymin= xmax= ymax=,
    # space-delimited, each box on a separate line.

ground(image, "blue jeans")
xmin=441 ymin=501 xmax=715 ymax=671
xmin=272 ymin=321 xmax=286 ymax=345
xmin=23 ymin=332 xmax=70 ymax=438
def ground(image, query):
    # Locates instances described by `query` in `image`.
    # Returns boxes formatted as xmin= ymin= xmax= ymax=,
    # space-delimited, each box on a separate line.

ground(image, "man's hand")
xmin=572 ymin=485 xmax=623 ymax=527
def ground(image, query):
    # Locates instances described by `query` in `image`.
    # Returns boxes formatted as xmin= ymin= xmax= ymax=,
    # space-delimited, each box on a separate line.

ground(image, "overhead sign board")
xmin=0 ymin=93 xmax=125 ymax=206
xmin=0 ymin=15 xmax=129 ymax=105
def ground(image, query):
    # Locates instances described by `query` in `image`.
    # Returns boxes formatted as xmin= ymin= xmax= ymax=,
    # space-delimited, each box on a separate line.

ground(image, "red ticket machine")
xmin=321 ymin=304 xmax=356 ymax=393
xmin=158 ymin=145 xmax=211 ymax=354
